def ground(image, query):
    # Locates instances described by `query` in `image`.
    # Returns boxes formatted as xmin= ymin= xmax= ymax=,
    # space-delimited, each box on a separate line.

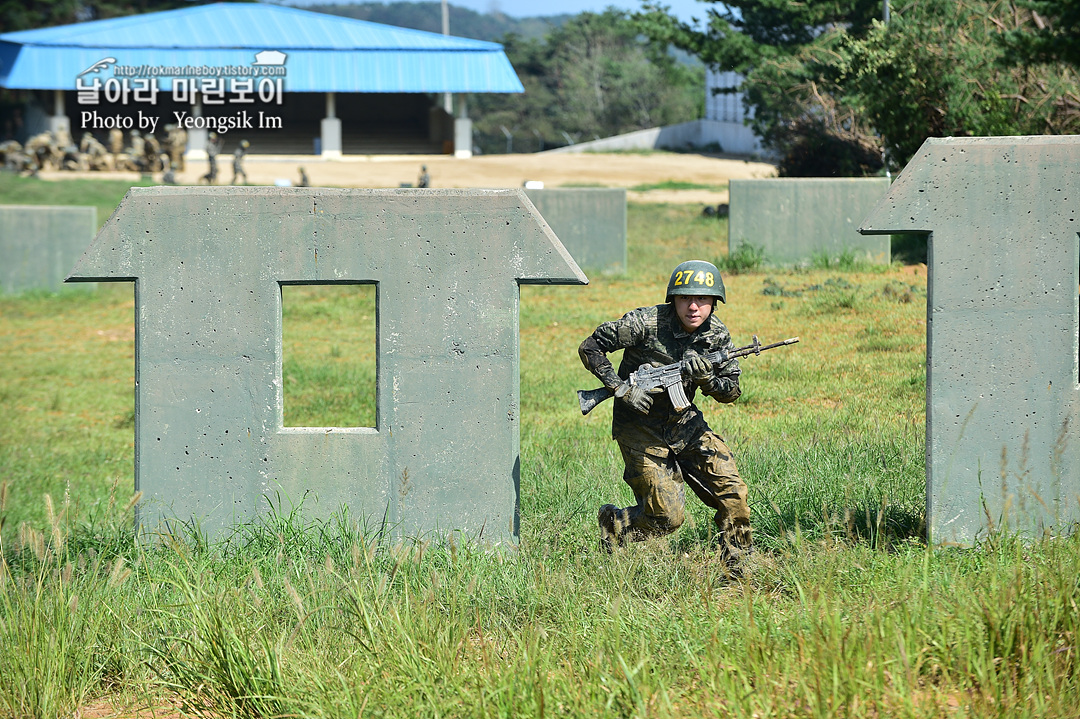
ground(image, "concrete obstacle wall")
xmin=861 ymin=136 xmax=1080 ymax=544
xmin=1 ymin=205 xmax=96 ymax=294
xmin=730 ymin=178 xmax=891 ymax=265
xmin=67 ymin=187 xmax=588 ymax=544
xmin=524 ymin=188 xmax=627 ymax=275
xmin=545 ymin=119 xmax=766 ymax=157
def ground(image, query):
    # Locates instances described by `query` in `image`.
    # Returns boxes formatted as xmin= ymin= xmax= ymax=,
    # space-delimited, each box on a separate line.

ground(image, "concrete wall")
xmin=67 ymin=187 xmax=587 ymax=543
xmin=705 ymin=70 xmax=751 ymax=125
xmin=546 ymin=119 xmax=765 ymax=157
xmin=524 ymin=188 xmax=626 ymax=275
xmin=1 ymin=205 xmax=96 ymax=294
xmin=729 ymin=178 xmax=891 ymax=265
xmin=860 ymin=136 xmax=1080 ymax=544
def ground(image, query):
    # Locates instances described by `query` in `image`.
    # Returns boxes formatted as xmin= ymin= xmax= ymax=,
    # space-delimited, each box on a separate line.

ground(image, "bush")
xmin=717 ymin=243 xmax=766 ymax=273
xmin=774 ymin=117 xmax=885 ymax=178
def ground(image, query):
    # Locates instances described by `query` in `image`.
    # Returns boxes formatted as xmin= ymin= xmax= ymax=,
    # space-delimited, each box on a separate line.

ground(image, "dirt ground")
xmin=194 ymin=151 xmax=776 ymax=203
xmin=44 ymin=150 xmax=777 ymax=204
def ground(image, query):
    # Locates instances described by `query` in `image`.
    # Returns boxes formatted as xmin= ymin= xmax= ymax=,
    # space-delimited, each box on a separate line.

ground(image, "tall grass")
xmin=2 ymin=201 xmax=1077 ymax=717
xmin=3 ymin=492 xmax=1077 ymax=717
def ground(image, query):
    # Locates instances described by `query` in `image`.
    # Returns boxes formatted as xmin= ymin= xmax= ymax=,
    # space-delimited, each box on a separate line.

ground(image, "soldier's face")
xmin=673 ymin=295 xmax=714 ymax=333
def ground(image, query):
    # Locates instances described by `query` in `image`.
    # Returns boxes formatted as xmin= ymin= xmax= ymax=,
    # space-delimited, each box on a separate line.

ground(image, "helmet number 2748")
xmin=673 ymin=270 xmax=714 ymax=287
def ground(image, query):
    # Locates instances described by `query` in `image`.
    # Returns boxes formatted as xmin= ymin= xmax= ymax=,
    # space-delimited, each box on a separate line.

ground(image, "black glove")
xmin=615 ymin=381 xmax=653 ymax=415
xmin=681 ymin=351 xmax=713 ymax=385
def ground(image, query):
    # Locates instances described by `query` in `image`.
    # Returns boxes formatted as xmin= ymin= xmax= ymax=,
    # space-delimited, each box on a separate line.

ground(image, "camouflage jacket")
xmin=579 ymin=303 xmax=741 ymax=457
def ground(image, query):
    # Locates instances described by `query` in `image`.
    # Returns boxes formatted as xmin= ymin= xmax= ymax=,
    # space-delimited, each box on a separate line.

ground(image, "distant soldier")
xmin=55 ymin=128 xmax=73 ymax=151
xmin=25 ymin=131 xmax=60 ymax=171
xmin=202 ymin=132 xmax=222 ymax=184
xmin=298 ymin=166 xmax=309 ymax=187
xmin=162 ymin=161 xmax=178 ymax=185
xmin=0 ymin=140 xmax=34 ymax=173
xmin=108 ymin=127 xmax=124 ymax=157
xmin=83 ymin=135 xmax=110 ymax=171
xmin=165 ymin=124 xmax=187 ymax=171
xmin=14 ymin=150 xmax=36 ymax=175
xmin=113 ymin=151 xmax=135 ymax=172
xmin=124 ymin=130 xmax=145 ymax=171
xmin=60 ymin=141 xmax=85 ymax=171
xmin=143 ymin=133 xmax=163 ymax=172
xmin=417 ymin=164 xmax=430 ymax=188
xmin=231 ymin=139 xmax=249 ymax=184
xmin=0 ymin=139 xmax=22 ymax=168
xmin=107 ymin=127 xmax=123 ymax=168
xmin=128 ymin=130 xmax=144 ymax=158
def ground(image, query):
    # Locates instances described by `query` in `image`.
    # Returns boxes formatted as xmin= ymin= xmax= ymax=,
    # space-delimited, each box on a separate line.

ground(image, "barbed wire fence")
xmin=471 ymin=127 xmax=576 ymax=155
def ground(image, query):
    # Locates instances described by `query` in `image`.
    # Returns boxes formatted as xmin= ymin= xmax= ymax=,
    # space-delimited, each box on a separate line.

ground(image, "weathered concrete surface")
xmin=1 ymin=205 xmax=96 ymax=293
xmin=860 ymin=136 xmax=1080 ymax=544
xmin=730 ymin=178 xmax=891 ymax=265
xmin=524 ymin=188 xmax=627 ymax=275
xmin=67 ymin=187 xmax=587 ymax=544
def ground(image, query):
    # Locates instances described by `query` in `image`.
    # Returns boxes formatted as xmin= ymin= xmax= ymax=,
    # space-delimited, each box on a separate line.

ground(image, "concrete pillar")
xmin=860 ymin=136 xmax=1080 ymax=544
xmin=47 ymin=90 xmax=70 ymax=139
xmin=453 ymin=95 xmax=472 ymax=159
xmin=321 ymin=91 xmax=342 ymax=158
xmin=186 ymin=95 xmax=208 ymax=160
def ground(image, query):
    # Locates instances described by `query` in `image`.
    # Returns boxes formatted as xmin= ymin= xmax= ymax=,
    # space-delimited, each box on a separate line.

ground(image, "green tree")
xmin=636 ymin=0 xmax=879 ymax=135
xmin=840 ymin=0 xmax=1080 ymax=167
xmin=1000 ymin=0 xmax=1080 ymax=68
xmin=470 ymin=9 xmax=703 ymax=153
xmin=636 ymin=0 xmax=884 ymax=174
xmin=637 ymin=0 xmax=1080 ymax=175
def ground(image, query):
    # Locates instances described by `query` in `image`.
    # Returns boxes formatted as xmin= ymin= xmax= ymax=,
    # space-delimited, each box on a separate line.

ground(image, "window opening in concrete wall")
xmin=281 ymin=283 xmax=377 ymax=428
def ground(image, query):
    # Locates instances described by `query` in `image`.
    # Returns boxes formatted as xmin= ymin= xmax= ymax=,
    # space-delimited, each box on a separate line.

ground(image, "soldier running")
xmin=231 ymin=139 xmax=249 ymax=184
xmin=202 ymin=132 xmax=222 ymax=184
xmin=578 ymin=260 xmax=752 ymax=571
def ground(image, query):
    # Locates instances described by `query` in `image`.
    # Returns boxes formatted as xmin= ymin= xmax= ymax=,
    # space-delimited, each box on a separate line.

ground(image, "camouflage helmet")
xmin=665 ymin=259 xmax=726 ymax=304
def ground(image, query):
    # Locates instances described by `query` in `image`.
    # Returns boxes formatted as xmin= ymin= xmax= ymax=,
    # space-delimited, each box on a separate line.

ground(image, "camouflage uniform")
xmin=579 ymin=302 xmax=752 ymax=563
xmin=165 ymin=125 xmax=186 ymax=171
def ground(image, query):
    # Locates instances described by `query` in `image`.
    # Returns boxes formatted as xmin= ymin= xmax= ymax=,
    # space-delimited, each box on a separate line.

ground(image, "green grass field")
xmin=1 ymin=177 xmax=1078 ymax=718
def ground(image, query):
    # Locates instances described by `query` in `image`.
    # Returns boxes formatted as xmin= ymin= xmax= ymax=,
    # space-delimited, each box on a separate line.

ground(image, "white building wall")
xmin=546 ymin=69 xmax=769 ymax=158
xmin=705 ymin=70 xmax=750 ymax=124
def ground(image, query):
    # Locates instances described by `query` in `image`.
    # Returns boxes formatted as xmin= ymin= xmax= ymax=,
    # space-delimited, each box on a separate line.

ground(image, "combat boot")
xmin=717 ymin=535 xmax=753 ymax=579
xmin=598 ymin=504 xmax=619 ymax=553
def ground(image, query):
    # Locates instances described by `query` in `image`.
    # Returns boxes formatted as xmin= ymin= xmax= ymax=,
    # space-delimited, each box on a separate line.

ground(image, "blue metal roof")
xmin=0 ymin=2 xmax=523 ymax=92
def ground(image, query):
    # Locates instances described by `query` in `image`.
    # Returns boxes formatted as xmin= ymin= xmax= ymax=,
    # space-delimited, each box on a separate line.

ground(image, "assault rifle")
xmin=577 ymin=335 xmax=799 ymax=416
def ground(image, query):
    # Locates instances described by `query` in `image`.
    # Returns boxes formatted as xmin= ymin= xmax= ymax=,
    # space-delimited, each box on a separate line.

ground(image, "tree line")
xmin=636 ymin=0 xmax=1080 ymax=175
xmin=467 ymin=10 xmax=704 ymax=154
xmin=5 ymin=0 xmax=1078 ymax=170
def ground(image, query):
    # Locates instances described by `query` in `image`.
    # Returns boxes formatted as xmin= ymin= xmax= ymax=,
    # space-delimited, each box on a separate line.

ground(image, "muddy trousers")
xmin=604 ymin=431 xmax=752 ymax=562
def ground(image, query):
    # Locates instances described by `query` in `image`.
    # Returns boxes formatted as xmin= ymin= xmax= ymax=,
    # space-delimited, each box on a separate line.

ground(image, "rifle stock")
xmin=577 ymin=386 xmax=613 ymax=415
